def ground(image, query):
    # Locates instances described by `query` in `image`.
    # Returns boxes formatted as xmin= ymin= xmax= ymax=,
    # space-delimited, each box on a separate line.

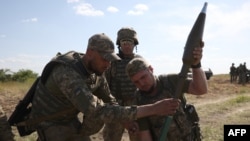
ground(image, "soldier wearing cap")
xmin=103 ymin=27 xmax=143 ymax=141
xmin=28 ymin=33 xmax=180 ymax=141
xmin=125 ymin=48 xmax=208 ymax=141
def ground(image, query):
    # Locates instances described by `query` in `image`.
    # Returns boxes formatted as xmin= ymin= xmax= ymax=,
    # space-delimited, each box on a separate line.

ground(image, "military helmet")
xmin=116 ymin=27 xmax=139 ymax=46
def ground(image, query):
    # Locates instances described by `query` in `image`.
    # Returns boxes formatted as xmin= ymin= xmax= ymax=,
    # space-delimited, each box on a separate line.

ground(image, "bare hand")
xmin=123 ymin=121 xmax=139 ymax=135
xmin=153 ymin=98 xmax=180 ymax=116
xmin=192 ymin=41 xmax=204 ymax=65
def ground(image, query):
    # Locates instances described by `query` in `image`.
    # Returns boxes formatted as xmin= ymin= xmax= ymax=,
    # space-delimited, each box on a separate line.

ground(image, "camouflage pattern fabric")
xmin=103 ymin=54 xmax=141 ymax=141
xmin=87 ymin=33 xmax=120 ymax=62
xmin=30 ymin=51 xmax=137 ymax=141
xmin=136 ymin=74 xmax=198 ymax=141
xmin=0 ymin=105 xmax=15 ymax=141
xmin=103 ymin=122 xmax=124 ymax=141
xmin=116 ymin=27 xmax=139 ymax=45
xmin=105 ymin=54 xmax=142 ymax=105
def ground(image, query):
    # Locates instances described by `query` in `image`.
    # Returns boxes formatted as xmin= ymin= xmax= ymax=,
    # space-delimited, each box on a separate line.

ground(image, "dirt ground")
xmin=1 ymin=74 xmax=250 ymax=140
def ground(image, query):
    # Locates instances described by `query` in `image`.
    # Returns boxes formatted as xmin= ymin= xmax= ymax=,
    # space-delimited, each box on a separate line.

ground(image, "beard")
xmin=88 ymin=60 xmax=103 ymax=76
xmin=140 ymin=84 xmax=155 ymax=94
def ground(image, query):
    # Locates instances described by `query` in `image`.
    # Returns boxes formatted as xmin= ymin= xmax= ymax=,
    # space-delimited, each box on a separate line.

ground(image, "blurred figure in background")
xmin=230 ymin=63 xmax=237 ymax=83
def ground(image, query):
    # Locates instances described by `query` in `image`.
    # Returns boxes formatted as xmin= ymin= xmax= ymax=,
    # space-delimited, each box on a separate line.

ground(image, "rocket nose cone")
xmin=201 ymin=2 xmax=208 ymax=13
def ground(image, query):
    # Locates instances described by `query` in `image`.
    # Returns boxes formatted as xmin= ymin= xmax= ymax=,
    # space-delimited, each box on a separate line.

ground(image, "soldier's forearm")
xmin=189 ymin=68 xmax=208 ymax=94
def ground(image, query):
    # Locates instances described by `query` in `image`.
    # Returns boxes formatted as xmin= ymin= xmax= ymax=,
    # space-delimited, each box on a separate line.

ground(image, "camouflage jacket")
xmin=136 ymin=74 xmax=193 ymax=141
xmin=30 ymin=51 xmax=137 ymax=128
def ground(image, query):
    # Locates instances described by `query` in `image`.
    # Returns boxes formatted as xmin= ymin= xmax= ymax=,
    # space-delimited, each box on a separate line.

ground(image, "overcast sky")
xmin=1 ymin=0 xmax=250 ymax=75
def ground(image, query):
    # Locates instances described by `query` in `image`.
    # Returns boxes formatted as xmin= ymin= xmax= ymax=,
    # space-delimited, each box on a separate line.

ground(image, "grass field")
xmin=0 ymin=74 xmax=249 ymax=141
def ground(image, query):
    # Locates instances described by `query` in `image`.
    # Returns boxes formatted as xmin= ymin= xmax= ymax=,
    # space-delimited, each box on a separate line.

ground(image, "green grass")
xmin=197 ymin=95 xmax=250 ymax=141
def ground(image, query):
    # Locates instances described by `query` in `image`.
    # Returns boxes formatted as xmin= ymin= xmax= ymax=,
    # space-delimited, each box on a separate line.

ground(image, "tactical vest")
xmin=30 ymin=51 xmax=86 ymax=122
xmin=107 ymin=54 xmax=142 ymax=105
xmin=31 ymin=51 xmax=115 ymax=123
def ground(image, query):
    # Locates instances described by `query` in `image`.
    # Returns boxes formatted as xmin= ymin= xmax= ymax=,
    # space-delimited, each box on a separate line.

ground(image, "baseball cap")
xmin=88 ymin=33 xmax=121 ymax=61
xmin=126 ymin=58 xmax=150 ymax=77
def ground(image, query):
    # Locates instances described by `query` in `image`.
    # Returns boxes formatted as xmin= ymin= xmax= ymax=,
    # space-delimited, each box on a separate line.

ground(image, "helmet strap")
xmin=117 ymin=46 xmax=124 ymax=59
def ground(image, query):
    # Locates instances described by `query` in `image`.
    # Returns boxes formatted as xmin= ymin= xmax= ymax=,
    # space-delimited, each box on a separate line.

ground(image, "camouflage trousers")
xmin=166 ymin=123 xmax=202 ymax=141
xmin=102 ymin=121 xmax=139 ymax=141
xmin=0 ymin=106 xmax=15 ymax=141
xmin=102 ymin=99 xmax=139 ymax=141
xmin=36 ymin=119 xmax=92 ymax=141
xmin=36 ymin=114 xmax=105 ymax=141
xmin=36 ymin=125 xmax=91 ymax=141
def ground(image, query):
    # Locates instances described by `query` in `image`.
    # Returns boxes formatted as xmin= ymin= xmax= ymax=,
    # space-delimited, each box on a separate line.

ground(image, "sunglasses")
xmin=120 ymin=39 xmax=134 ymax=46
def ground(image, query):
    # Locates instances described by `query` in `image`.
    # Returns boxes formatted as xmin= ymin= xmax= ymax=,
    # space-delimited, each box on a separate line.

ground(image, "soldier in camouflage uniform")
xmin=0 ymin=105 xmax=15 ymax=141
xmin=230 ymin=63 xmax=237 ymax=83
xmin=29 ymin=33 xmax=180 ymax=141
xmin=103 ymin=27 xmax=143 ymax=141
xmin=238 ymin=63 xmax=247 ymax=85
xmin=125 ymin=45 xmax=208 ymax=141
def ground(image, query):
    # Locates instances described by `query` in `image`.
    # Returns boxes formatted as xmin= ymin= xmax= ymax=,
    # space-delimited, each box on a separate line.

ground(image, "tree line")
xmin=0 ymin=69 xmax=38 ymax=82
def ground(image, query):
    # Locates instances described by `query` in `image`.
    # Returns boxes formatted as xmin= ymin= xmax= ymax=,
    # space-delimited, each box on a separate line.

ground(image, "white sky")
xmin=1 ymin=0 xmax=250 ymax=75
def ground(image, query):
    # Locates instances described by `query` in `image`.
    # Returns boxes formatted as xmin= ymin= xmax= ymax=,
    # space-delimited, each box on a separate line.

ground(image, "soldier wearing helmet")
xmin=103 ymin=27 xmax=143 ymax=141
xmin=116 ymin=27 xmax=139 ymax=46
xmin=115 ymin=27 xmax=139 ymax=58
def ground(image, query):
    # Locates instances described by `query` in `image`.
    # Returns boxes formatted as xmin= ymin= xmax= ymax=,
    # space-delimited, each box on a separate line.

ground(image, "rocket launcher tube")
xmin=159 ymin=2 xmax=207 ymax=141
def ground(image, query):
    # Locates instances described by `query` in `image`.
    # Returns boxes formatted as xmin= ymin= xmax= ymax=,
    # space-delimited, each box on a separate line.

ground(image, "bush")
xmin=0 ymin=68 xmax=38 ymax=82
xmin=12 ymin=69 xmax=38 ymax=82
xmin=0 ymin=69 xmax=12 ymax=82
